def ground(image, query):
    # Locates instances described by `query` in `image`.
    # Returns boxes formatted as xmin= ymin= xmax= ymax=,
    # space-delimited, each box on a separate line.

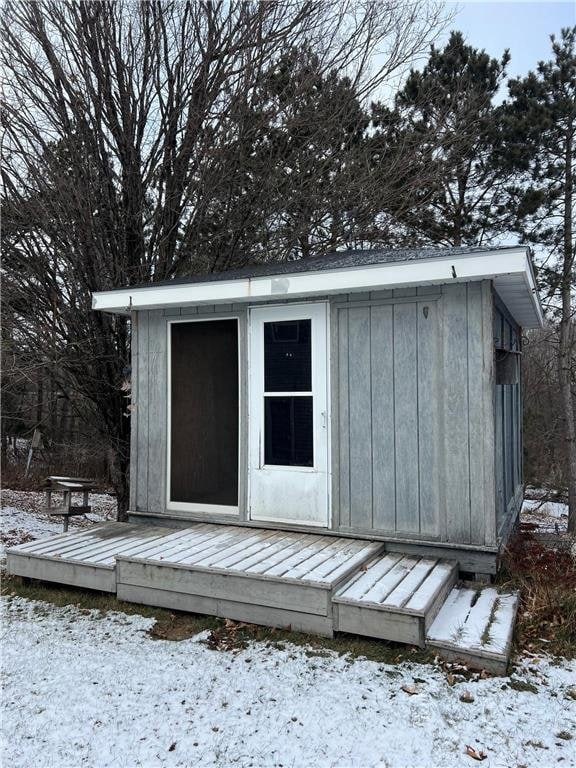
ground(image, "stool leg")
xmin=63 ymin=490 xmax=70 ymax=532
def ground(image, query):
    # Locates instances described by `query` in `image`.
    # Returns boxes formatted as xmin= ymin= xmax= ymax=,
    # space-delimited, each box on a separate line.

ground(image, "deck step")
xmin=332 ymin=554 xmax=458 ymax=647
xmin=425 ymin=586 xmax=520 ymax=675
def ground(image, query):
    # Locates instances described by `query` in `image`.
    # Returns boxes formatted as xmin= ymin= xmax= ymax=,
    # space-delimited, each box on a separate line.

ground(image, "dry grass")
xmin=498 ymin=533 xmax=576 ymax=659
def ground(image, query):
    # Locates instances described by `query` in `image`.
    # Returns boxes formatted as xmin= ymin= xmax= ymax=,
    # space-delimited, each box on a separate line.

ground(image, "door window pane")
xmin=264 ymin=396 xmax=313 ymax=466
xmin=264 ymin=319 xmax=311 ymax=392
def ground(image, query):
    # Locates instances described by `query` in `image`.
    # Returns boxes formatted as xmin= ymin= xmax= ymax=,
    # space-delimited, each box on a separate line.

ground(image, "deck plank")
xmin=244 ymin=534 xmax=318 ymax=578
xmin=13 ymin=524 xmax=122 ymax=554
xmin=405 ymin=561 xmax=458 ymax=613
xmin=361 ymin=556 xmax=419 ymax=603
xmin=84 ymin=529 xmax=193 ymax=564
xmin=122 ymin=525 xmax=213 ymax=560
xmin=320 ymin=542 xmax=385 ymax=584
xmin=262 ymin=536 xmax=336 ymax=577
xmin=194 ymin=529 xmax=282 ymax=569
xmin=45 ymin=529 xmax=168 ymax=562
xmin=159 ymin=527 xmax=245 ymax=564
xmin=285 ymin=537 xmax=356 ymax=581
xmin=18 ymin=526 xmax=150 ymax=561
xmin=382 ymin=558 xmax=438 ymax=608
xmin=334 ymin=554 xmax=401 ymax=601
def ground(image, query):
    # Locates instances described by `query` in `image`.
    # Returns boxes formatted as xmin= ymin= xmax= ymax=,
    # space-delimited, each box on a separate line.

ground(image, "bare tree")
xmin=1 ymin=0 xmax=447 ymax=516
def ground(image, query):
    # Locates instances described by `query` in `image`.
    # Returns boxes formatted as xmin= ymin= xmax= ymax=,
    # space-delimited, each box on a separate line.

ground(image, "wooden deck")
xmin=6 ymin=522 xmax=519 ymax=669
xmin=6 ymin=524 xmax=178 ymax=591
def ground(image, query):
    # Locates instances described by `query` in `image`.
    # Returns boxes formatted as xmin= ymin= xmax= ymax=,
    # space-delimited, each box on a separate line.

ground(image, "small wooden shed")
xmin=93 ymin=245 xmax=543 ymax=576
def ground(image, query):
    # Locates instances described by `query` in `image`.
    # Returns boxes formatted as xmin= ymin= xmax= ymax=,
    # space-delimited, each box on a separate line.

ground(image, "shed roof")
xmin=106 ymin=244 xmax=518 ymax=289
xmin=92 ymin=245 xmax=544 ymax=329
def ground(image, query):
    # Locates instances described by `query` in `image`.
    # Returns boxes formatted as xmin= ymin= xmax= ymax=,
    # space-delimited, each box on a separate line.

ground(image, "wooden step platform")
xmin=6 ymin=523 xmax=181 ymax=591
xmin=333 ymin=554 xmax=458 ymax=646
xmin=116 ymin=526 xmax=384 ymax=637
xmin=426 ymin=586 xmax=520 ymax=674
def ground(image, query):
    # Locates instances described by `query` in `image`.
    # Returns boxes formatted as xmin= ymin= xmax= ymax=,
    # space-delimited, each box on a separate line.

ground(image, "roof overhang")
xmin=93 ymin=248 xmax=544 ymax=329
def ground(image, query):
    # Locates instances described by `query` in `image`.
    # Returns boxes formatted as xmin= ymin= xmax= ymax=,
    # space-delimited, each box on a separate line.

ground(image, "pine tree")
xmin=373 ymin=31 xmax=510 ymax=246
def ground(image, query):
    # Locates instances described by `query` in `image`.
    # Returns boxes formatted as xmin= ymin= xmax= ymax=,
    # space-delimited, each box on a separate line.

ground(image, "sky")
xmin=444 ymin=1 xmax=576 ymax=80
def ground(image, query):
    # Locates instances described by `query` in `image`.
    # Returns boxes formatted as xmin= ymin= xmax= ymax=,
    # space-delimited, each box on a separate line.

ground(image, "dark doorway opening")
xmin=170 ymin=319 xmax=239 ymax=507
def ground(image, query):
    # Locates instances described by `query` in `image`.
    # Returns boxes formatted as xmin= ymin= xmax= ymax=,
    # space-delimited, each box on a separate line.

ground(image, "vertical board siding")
xmin=467 ymin=281 xmax=486 ymax=545
xmin=393 ymin=302 xmax=419 ymax=533
xmin=417 ymin=299 xmax=440 ymax=537
xmin=337 ymin=308 xmax=351 ymax=526
xmin=494 ymin=387 xmax=505 ymax=529
xmin=481 ymin=282 xmax=497 ymax=546
xmin=135 ymin=310 xmax=150 ymax=511
xmin=370 ymin=305 xmax=395 ymax=531
xmin=129 ymin=312 xmax=139 ymax=510
xmin=334 ymin=282 xmax=494 ymax=545
xmin=347 ymin=307 xmax=373 ymax=530
xmin=147 ymin=312 xmax=167 ymax=512
xmin=442 ymin=284 xmax=471 ymax=543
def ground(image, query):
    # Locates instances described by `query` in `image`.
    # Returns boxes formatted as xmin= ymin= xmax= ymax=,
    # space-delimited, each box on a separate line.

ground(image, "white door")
xmin=248 ymin=303 xmax=329 ymax=526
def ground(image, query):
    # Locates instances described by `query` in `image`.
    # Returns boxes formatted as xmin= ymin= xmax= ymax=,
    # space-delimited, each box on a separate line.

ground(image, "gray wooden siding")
xmin=332 ymin=282 xmax=497 ymax=546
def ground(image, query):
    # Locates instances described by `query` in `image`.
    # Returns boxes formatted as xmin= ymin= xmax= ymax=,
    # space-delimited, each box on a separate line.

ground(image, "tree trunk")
xmin=108 ymin=446 xmax=130 ymax=521
xmin=560 ymin=125 xmax=576 ymax=533
xmin=1 ymin=433 xmax=8 ymax=473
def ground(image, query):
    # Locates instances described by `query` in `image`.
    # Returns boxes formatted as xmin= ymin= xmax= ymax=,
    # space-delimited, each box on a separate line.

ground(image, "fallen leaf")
xmin=465 ymin=745 xmax=487 ymax=761
xmin=401 ymin=684 xmax=419 ymax=695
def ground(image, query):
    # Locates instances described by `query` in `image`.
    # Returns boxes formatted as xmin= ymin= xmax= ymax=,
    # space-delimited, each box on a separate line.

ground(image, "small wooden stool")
xmin=44 ymin=476 xmax=97 ymax=531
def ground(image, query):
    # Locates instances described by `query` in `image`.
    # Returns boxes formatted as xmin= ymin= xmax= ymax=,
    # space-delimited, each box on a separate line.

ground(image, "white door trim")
xmin=248 ymin=302 xmax=330 ymax=527
xmin=166 ymin=315 xmax=241 ymax=515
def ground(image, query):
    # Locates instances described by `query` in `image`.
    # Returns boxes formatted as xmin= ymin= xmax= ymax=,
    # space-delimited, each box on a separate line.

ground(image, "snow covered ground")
xmin=2 ymin=489 xmax=575 ymax=767
xmin=1 ymin=488 xmax=115 ymax=559
xmin=3 ymin=597 xmax=575 ymax=768
xmin=521 ymin=490 xmax=569 ymax=535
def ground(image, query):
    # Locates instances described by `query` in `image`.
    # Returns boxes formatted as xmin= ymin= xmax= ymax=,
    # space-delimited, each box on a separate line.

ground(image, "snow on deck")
xmin=426 ymin=586 xmax=519 ymax=669
xmin=2 ymin=596 xmax=575 ymax=768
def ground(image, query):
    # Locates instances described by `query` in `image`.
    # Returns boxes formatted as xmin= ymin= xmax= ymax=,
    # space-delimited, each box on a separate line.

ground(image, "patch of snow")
xmin=521 ymin=495 xmax=568 ymax=535
xmin=2 ymin=596 xmax=575 ymax=768
xmin=1 ymin=489 xmax=115 ymax=560
xmin=427 ymin=587 xmax=519 ymax=656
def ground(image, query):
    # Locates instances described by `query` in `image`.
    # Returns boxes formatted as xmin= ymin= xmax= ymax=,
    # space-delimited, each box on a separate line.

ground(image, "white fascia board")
xmin=92 ymin=248 xmax=543 ymax=327
xmin=493 ymin=251 xmax=544 ymax=329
